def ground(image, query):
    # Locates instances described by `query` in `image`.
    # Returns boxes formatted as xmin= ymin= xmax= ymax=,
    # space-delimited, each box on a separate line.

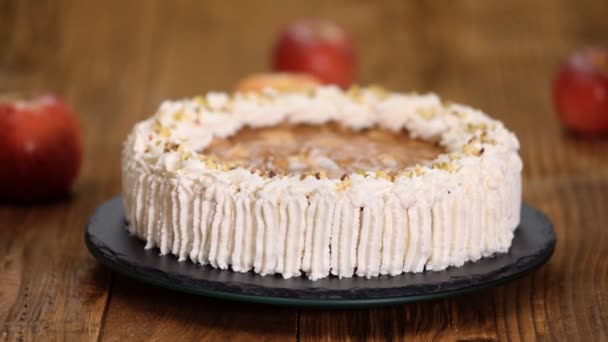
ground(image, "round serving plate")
xmin=85 ymin=197 xmax=555 ymax=308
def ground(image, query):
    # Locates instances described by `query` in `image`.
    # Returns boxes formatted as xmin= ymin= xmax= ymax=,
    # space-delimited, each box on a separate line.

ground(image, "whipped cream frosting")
xmin=122 ymin=85 xmax=523 ymax=280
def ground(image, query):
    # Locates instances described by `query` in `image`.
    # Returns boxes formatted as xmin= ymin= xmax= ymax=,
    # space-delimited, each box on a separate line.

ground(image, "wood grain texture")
xmin=0 ymin=0 xmax=607 ymax=341
xmin=100 ymin=275 xmax=296 ymax=342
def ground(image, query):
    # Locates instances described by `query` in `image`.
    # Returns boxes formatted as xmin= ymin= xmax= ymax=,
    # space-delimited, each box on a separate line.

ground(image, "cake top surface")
xmin=124 ymin=85 xmax=520 ymax=204
xmin=205 ymin=123 xmax=445 ymax=179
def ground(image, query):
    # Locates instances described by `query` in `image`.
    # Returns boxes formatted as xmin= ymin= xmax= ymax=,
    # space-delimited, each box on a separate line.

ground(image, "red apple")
xmin=0 ymin=94 xmax=83 ymax=202
xmin=272 ymin=18 xmax=356 ymax=89
xmin=553 ymin=47 xmax=608 ymax=136
xmin=234 ymin=72 xmax=321 ymax=93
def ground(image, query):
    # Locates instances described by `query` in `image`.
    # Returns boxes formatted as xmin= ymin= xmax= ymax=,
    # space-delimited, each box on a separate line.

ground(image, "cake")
xmin=121 ymin=85 xmax=522 ymax=280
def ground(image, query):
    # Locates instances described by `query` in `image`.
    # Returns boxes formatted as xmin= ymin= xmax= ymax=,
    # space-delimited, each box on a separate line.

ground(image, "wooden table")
xmin=1 ymin=1 xmax=607 ymax=340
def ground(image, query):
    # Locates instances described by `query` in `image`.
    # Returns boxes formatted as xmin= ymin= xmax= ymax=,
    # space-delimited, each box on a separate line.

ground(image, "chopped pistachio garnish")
xmin=201 ymin=156 xmax=218 ymax=169
xmin=153 ymin=120 xmax=171 ymax=138
xmin=347 ymin=84 xmax=361 ymax=98
xmin=466 ymin=122 xmax=487 ymax=133
xmin=367 ymin=84 xmax=389 ymax=99
xmin=462 ymin=141 xmax=477 ymax=155
xmin=416 ymin=107 xmax=436 ymax=119
xmin=402 ymin=170 xmax=414 ymax=178
xmin=356 ymin=169 xmax=367 ymax=177
xmin=173 ymin=110 xmax=185 ymax=121
xmin=194 ymin=95 xmax=208 ymax=107
xmin=220 ymin=161 xmax=238 ymax=171
xmin=347 ymin=85 xmax=365 ymax=103
xmin=432 ymin=161 xmax=454 ymax=172
xmin=375 ymin=170 xmax=393 ymax=180
xmin=180 ymin=151 xmax=192 ymax=161
xmin=446 ymin=105 xmax=466 ymax=118
xmin=336 ymin=178 xmax=351 ymax=191
xmin=207 ymin=160 xmax=219 ymax=169
xmin=441 ymin=100 xmax=455 ymax=108
xmin=480 ymin=131 xmax=497 ymax=144
xmin=463 ymin=141 xmax=483 ymax=156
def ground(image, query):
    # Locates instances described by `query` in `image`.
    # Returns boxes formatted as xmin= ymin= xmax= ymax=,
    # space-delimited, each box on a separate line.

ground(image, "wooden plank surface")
xmin=1 ymin=0 xmax=607 ymax=341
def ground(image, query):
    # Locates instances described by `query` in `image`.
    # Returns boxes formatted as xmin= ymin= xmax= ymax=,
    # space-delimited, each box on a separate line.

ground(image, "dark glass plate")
xmin=85 ymin=197 xmax=555 ymax=308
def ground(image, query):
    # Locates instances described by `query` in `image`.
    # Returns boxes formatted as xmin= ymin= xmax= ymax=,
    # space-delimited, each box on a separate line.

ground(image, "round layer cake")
xmin=121 ymin=85 xmax=522 ymax=280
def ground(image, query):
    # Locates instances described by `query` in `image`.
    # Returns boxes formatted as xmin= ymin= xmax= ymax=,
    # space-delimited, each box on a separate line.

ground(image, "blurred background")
xmin=1 ymin=1 xmax=607 ymax=340
xmin=1 ymin=1 xmax=607 ymax=193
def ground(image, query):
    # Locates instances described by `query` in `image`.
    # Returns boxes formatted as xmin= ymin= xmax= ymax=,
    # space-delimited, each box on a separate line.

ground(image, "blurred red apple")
xmin=272 ymin=18 xmax=356 ymax=89
xmin=0 ymin=94 xmax=83 ymax=202
xmin=553 ymin=47 xmax=608 ymax=136
xmin=235 ymin=72 xmax=321 ymax=93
